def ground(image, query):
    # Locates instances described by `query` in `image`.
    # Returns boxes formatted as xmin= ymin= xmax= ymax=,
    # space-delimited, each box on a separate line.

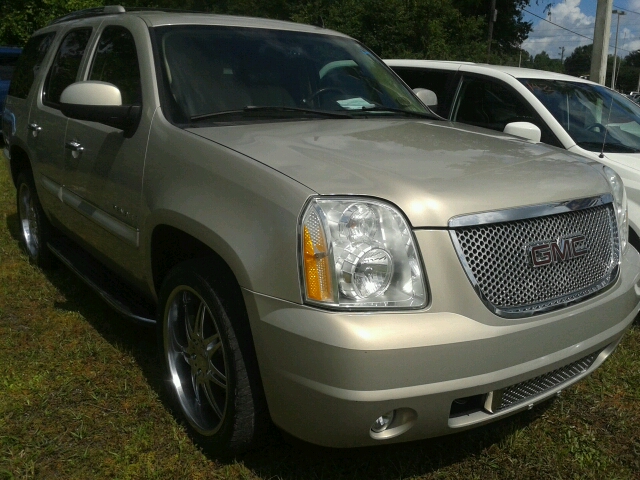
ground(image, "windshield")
xmin=521 ymin=79 xmax=640 ymax=153
xmin=153 ymin=26 xmax=430 ymax=124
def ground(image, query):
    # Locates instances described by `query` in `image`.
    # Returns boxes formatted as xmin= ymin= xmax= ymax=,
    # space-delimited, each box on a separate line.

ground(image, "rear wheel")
xmin=16 ymin=170 xmax=54 ymax=267
xmin=158 ymin=260 xmax=266 ymax=455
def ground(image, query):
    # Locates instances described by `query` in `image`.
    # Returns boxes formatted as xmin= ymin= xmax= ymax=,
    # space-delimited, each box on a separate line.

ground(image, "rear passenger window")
xmin=8 ymin=33 xmax=56 ymax=99
xmin=43 ymin=28 xmax=92 ymax=107
xmin=89 ymin=26 xmax=142 ymax=105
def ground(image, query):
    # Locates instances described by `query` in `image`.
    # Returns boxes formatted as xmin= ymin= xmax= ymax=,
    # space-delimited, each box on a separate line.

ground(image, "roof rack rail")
xmin=47 ymin=5 xmax=125 ymax=26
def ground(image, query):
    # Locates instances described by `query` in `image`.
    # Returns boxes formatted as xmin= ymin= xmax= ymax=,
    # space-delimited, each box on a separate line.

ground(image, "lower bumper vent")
xmin=494 ymin=348 xmax=603 ymax=412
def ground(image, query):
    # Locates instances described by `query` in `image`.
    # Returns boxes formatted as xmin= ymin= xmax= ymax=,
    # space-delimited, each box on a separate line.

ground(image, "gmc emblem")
xmin=528 ymin=235 xmax=589 ymax=268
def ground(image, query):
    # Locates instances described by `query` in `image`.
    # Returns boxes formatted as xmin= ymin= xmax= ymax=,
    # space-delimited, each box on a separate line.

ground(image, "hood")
xmin=602 ymin=152 xmax=640 ymax=173
xmin=188 ymin=119 xmax=610 ymax=227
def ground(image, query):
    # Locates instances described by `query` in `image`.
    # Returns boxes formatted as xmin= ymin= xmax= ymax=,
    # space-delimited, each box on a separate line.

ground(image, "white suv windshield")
xmin=522 ymin=79 xmax=640 ymax=154
xmin=153 ymin=25 xmax=430 ymax=124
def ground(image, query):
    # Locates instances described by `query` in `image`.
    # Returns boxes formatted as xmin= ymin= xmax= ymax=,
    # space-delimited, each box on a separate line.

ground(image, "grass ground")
xmin=1 ymin=163 xmax=640 ymax=479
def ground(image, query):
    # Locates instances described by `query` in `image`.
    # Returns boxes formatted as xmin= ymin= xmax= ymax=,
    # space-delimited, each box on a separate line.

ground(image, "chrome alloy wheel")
xmin=18 ymin=182 xmax=40 ymax=258
xmin=164 ymin=286 xmax=229 ymax=435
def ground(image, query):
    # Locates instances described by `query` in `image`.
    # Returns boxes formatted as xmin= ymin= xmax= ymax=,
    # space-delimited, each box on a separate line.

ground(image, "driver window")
xmin=89 ymin=26 xmax=142 ymax=105
xmin=43 ymin=28 xmax=92 ymax=107
xmin=453 ymin=76 xmax=562 ymax=147
xmin=454 ymin=77 xmax=536 ymax=130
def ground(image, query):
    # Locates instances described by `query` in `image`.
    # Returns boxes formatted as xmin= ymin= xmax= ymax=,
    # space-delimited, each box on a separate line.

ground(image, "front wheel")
xmin=158 ymin=260 xmax=266 ymax=455
xmin=16 ymin=170 xmax=54 ymax=267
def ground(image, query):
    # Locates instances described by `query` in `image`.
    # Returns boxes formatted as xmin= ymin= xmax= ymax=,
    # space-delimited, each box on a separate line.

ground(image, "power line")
xmin=522 ymin=7 xmax=633 ymax=54
xmin=613 ymin=4 xmax=640 ymax=16
xmin=522 ymin=8 xmax=593 ymax=41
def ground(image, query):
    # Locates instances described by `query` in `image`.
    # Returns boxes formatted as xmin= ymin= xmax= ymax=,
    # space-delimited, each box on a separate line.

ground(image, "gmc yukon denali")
xmin=3 ymin=6 xmax=640 ymax=455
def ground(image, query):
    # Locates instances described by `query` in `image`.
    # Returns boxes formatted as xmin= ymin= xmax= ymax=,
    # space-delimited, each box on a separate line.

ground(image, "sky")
xmin=521 ymin=0 xmax=640 ymax=59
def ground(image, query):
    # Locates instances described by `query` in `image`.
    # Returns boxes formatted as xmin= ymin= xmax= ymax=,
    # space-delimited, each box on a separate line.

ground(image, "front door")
xmin=28 ymin=28 xmax=93 ymax=221
xmin=61 ymin=22 xmax=151 ymax=281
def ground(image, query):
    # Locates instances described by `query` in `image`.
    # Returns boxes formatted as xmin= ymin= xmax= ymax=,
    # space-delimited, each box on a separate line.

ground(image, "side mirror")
xmin=60 ymin=81 xmax=141 ymax=136
xmin=503 ymin=122 xmax=541 ymax=143
xmin=413 ymin=88 xmax=438 ymax=109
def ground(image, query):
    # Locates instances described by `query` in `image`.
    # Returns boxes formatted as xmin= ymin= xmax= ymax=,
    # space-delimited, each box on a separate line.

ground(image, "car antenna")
xmin=599 ymin=95 xmax=615 ymax=159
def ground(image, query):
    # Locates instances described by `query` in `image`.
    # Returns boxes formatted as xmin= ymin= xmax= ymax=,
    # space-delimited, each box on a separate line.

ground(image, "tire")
xmin=157 ymin=259 xmax=267 ymax=456
xmin=16 ymin=170 xmax=54 ymax=267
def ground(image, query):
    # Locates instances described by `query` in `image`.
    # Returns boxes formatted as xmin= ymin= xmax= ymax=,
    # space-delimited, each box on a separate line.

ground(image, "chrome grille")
xmin=451 ymin=202 xmax=619 ymax=317
xmin=497 ymin=349 xmax=603 ymax=412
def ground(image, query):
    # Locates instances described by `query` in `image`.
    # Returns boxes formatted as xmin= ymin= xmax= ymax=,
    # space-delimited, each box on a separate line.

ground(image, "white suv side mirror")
xmin=60 ymin=81 xmax=122 ymax=106
xmin=59 ymin=81 xmax=140 ymax=136
xmin=503 ymin=122 xmax=541 ymax=143
xmin=413 ymin=88 xmax=437 ymax=108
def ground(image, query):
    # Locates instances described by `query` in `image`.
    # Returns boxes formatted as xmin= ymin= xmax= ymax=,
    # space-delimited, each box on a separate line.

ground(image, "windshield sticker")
xmin=337 ymin=97 xmax=375 ymax=110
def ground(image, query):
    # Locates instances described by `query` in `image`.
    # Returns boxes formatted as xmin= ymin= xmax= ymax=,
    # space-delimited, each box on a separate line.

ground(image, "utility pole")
xmin=559 ymin=46 xmax=565 ymax=64
xmin=611 ymin=10 xmax=626 ymax=90
xmin=590 ymin=0 xmax=614 ymax=85
xmin=486 ymin=0 xmax=497 ymax=62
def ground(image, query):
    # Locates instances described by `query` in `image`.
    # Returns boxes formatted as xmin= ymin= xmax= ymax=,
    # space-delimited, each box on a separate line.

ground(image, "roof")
xmin=46 ymin=5 xmax=346 ymax=37
xmin=384 ymin=59 xmax=595 ymax=84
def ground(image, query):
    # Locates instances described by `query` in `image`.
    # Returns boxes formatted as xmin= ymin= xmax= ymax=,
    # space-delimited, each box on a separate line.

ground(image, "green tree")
xmin=0 ymin=0 xmax=534 ymax=65
xmin=0 ymin=0 xmax=108 ymax=46
xmin=531 ymin=50 xmax=563 ymax=73
xmin=290 ymin=0 xmax=487 ymax=60
xmin=453 ymin=0 xmax=532 ymax=54
xmin=563 ymin=44 xmax=592 ymax=78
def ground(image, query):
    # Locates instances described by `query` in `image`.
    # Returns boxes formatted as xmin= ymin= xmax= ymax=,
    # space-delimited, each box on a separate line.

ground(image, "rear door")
xmin=2 ymin=31 xmax=56 ymax=161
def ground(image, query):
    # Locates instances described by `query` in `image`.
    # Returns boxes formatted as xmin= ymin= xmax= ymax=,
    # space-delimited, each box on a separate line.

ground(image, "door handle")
xmin=65 ymin=140 xmax=84 ymax=158
xmin=28 ymin=123 xmax=42 ymax=137
xmin=64 ymin=141 xmax=84 ymax=152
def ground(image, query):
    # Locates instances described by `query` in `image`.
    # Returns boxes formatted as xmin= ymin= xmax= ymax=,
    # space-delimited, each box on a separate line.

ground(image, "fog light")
xmin=371 ymin=410 xmax=395 ymax=433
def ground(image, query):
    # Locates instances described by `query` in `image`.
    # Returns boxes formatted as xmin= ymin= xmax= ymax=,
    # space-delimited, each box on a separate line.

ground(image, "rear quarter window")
xmin=8 ymin=33 xmax=56 ymax=99
xmin=391 ymin=67 xmax=458 ymax=117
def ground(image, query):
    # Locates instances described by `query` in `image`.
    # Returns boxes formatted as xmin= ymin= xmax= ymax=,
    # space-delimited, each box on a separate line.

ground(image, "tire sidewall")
xmin=157 ymin=262 xmax=247 ymax=454
xmin=16 ymin=170 xmax=52 ymax=267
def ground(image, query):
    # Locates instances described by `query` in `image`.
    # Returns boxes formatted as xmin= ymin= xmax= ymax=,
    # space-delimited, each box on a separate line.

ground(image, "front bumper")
xmin=243 ymin=230 xmax=640 ymax=447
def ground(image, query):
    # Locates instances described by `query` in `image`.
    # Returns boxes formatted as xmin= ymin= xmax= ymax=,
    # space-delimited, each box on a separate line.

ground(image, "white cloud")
xmin=609 ymin=0 xmax=640 ymax=57
xmin=522 ymin=0 xmax=594 ymax=58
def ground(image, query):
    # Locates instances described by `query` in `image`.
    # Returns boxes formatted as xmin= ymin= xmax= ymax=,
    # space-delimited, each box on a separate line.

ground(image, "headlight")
xmin=603 ymin=166 xmax=628 ymax=254
xmin=300 ymin=197 xmax=427 ymax=309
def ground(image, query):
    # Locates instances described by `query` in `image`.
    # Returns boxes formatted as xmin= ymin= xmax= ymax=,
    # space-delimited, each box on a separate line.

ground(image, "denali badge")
xmin=528 ymin=235 xmax=588 ymax=268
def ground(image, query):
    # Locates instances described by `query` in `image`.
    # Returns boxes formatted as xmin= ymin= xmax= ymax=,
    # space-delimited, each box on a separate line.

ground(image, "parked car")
xmin=628 ymin=92 xmax=640 ymax=105
xmin=3 ymin=7 xmax=640 ymax=454
xmin=0 ymin=46 xmax=22 ymax=140
xmin=386 ymin=60 xmax=640 ymax=253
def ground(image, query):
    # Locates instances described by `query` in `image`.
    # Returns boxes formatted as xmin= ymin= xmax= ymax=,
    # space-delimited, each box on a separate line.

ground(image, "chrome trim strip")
xmin=40 ymin=174 xmax=63 ymax=201
xmin=59 ymin=188 xmax=139 ymax=247
xmin=448 ymin=194 xmax=613 ymax=228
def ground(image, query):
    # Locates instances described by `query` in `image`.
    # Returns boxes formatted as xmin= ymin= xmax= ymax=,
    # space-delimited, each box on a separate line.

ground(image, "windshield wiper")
xmin=351 ymin=104 xmax=440 ymax=120
xmin=190 ymin=105 xmax=354 ymax=122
